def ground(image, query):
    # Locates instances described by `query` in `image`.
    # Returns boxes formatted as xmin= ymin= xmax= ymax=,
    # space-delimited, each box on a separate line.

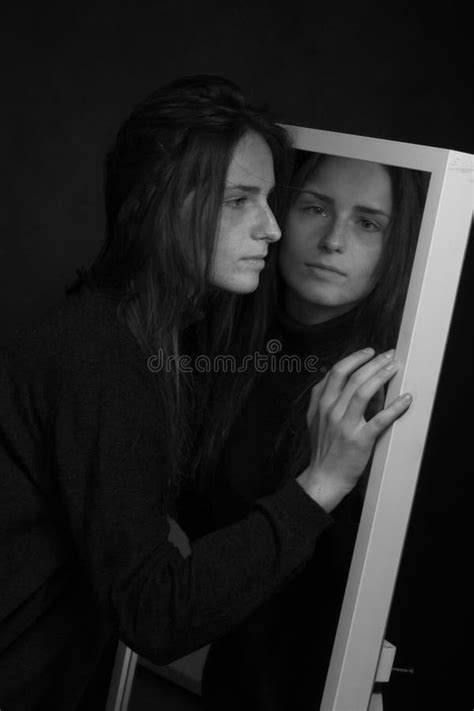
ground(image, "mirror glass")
xmin=125 ymin=148 xmax=431 ymax=710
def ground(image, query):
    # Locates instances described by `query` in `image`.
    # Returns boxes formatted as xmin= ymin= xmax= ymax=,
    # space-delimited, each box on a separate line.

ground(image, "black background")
xmin=2 ymin=2 xmax=473 ymax=708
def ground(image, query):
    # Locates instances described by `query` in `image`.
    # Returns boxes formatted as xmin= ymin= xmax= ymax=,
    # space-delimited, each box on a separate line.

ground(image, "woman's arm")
xmin=0 ymin=302 xmax=409 ymax=670
xmin=50 ymin=356 xmax=332 ymax=664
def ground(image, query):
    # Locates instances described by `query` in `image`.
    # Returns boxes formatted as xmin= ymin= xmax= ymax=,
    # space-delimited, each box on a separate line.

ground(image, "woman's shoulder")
xmin=1 ymin=286 xmax=140 ymax=390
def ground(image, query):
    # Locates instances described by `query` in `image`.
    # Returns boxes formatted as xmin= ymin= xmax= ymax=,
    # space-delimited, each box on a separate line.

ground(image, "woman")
xmin=200 ymin=151 xmax=427 ymax=710
xmin=0 ymin=77 xmax=410 ymax=710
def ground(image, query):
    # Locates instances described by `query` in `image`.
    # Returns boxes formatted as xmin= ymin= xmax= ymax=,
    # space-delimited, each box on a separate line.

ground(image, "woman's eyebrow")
xmin=354 ymin=205 xmax=391 ymax=219
xmin=297 ymin=189 xmax=333 ymax=203
xmin=225 ymin=183 xmax=275 ymax=195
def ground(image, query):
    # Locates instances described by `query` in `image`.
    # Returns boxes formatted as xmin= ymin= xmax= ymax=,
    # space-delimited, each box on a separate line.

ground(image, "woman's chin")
xmin=210 ymin=274 xmax=261 ymax=294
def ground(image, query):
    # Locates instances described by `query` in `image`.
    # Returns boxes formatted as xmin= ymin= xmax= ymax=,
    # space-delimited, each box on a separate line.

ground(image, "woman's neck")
xmin=284 ymin=289 xmax=358 ymax=326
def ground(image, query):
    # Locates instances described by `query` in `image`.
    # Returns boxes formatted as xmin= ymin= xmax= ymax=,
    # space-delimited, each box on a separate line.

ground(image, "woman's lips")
xmin=305 ymin=262 xmax=345 ymax=276
xmin=242 ymin=257 xmax=266 ymax=269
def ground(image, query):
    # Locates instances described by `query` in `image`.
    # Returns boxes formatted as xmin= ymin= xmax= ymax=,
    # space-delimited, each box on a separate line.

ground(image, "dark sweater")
xmin=0 ymin=286 xmax=332 ymax=711
xmin=199 ymin=308 xmax=364 ymax=710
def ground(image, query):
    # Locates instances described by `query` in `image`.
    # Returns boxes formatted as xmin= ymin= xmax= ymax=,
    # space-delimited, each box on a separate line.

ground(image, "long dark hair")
xmin=70 ymin=75 xmax=292 ymax=489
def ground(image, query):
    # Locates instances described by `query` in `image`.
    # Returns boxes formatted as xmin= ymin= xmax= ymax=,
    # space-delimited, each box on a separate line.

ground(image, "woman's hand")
xmin=297 ymin=348 xmax=412 ymax=512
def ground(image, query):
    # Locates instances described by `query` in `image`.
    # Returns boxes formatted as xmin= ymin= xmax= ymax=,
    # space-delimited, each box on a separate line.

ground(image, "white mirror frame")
xmin=106 ymin=129 xmax=472 ymax=711
xmin=281 ymin=125 xmax=473 ymax=711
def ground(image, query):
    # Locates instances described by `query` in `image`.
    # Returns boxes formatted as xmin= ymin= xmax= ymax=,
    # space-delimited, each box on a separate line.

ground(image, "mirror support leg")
xmin=105 ymin=642 xmax=138 ymax=711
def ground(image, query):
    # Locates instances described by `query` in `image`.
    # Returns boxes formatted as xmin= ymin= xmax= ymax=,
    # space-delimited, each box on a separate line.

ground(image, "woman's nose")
xmin=318 ymin=218 xmax=346 ymax=252
xmin=255 ymin=205 xmax=281 ymax=243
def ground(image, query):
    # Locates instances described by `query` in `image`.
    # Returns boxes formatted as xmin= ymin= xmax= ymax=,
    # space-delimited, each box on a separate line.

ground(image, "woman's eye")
xmin=225 ymin=196 xmax=248 ymax=209
xmin=358 ymin=218 xmax=380 ymax=232
xmin=301 ymin=204 xmax=327 ymax=216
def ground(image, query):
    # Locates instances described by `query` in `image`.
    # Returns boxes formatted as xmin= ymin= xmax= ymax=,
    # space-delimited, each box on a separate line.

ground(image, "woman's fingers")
xmin=308 ymin=348 xmax=398 ymax=431
xmin=307 ymin=347 xmax=410 ymax=438
xmin=302 ymin=347 xmax=413 ymax=512
xmin=364 ymin=392 xmax=412 ymax=438
xmin=320 ymin=347 xmax=378 ymax=406
xmin=341 ymin=357 xmax=402 ymax=426
xmin=331 ymin=350 xmax=396 ymax=415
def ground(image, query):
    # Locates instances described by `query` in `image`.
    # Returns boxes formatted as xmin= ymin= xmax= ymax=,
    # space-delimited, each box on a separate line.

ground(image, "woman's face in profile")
xmin=209 ymin=130 xmax=281 ymax=294
xmin=279 ymin=156 xmax=393 ymax=324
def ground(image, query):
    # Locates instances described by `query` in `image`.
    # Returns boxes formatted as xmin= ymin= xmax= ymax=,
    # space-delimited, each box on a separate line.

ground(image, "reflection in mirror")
xmin=127 ymin=149 xmax=430 ymax=710
xmin=195 ymin=151 xmax=429 ymax=711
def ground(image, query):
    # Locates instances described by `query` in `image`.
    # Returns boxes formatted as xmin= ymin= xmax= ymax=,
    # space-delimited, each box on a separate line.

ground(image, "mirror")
xmin=284 ymin=128 xmax=471 ymax=711
xmin=110 ymin=128 xmax=472 ymax=711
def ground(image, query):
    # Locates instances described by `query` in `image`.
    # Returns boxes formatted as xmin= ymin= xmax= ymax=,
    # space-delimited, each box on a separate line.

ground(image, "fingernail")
xmin=363 ymin=347 xmax=374 ymax=354
xmin=401 ymin=393 xmax=412 ymax=402
xmin=384 ymin=349 xmax=395 ymax=359
xmin=384 ymin=362 xmax=397 ymax=370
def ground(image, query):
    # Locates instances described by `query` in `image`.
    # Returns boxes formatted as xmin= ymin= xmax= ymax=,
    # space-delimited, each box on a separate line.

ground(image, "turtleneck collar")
xmin=273 ymin=305 xmax=360 ymax=364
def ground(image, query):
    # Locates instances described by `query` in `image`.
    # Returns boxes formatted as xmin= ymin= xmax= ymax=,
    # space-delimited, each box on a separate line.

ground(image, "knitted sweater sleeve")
xmin=0 ymin=285 xmax=334 ymax=670
xmin=50 ymin=349 xmax=332 ymax=663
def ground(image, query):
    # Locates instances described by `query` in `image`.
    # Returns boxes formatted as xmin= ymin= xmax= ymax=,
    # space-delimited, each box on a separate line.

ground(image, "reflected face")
xmin=210 ymin=131 xmax=281 ymax=293
xmin=279 ymin=156 xmax=393 ymax=324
